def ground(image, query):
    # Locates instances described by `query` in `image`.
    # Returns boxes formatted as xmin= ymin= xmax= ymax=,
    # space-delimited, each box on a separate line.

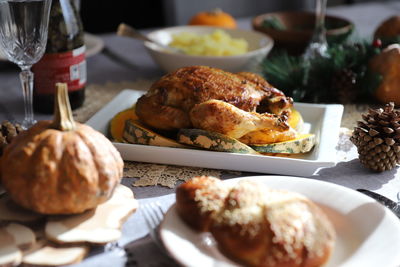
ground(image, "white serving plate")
xmin=160 ymin=176 xmax=400 ymax=267
xmin=86 ymin=89 xmax=343 ymax=176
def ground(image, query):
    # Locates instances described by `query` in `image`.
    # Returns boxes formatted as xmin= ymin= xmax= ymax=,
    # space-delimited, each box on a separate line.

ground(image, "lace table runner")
xmin=74 ymin=80 xmax=364 ymax=188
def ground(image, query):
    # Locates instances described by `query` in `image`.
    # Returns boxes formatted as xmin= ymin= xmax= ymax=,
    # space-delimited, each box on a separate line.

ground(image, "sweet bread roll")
xmin=210 ymin=180 xmax=273 ymax=266
xmin=211 ymin=180 xmax=335 ymax=267
xmin=176 ymin=177 xmax=335 ymax=267
xmin=175 ymin=176 xmax=228 ymax=232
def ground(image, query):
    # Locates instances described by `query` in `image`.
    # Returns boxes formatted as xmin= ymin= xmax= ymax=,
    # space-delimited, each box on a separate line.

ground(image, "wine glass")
xmin=303 ymin=0 xmax=329 ymax=60
xmin=0 ymin=0 xmax=52 ymax=128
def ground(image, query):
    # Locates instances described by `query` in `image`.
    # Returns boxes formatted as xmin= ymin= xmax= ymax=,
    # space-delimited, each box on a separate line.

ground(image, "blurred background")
xmin=80 ymin=0 xmax=386 ymax=33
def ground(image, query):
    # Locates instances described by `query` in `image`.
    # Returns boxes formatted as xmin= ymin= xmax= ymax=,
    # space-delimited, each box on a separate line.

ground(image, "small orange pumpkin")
xmin=369 ymin=44 xmax=400 ymax=105
xmin=188 ymin=8 xmax=237 ymax=29
xmin=374 ymin=16 xmax=400 ymax=41
xmin=1 ymin=83 xmax=124 ymax=214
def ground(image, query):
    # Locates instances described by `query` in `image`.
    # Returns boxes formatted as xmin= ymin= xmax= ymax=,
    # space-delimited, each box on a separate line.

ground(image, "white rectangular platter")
xmin=86 ymin=89 xmax=343 ymax=177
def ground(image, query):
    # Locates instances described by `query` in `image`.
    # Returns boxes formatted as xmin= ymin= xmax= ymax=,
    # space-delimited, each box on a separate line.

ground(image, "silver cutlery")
xmin=357 ymin=189 xmax=400 ymax=219
xmin=116 ymin=23 xmax=182 ymax=54
xmin=141 ymin=202 xmax=168 ymax=251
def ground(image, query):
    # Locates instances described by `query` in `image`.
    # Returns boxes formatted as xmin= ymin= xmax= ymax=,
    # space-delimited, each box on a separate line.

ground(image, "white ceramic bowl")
xmin=144 ymin=26 xmax=274 ymax=73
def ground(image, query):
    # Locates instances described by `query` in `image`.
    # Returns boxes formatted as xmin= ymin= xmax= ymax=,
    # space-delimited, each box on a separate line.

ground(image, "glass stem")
xmin=312 ymin=0 xmax=328 ymax=46
xmin=19 ymin=67 xmax=36 ymax=128
xmin=303 ymin=0 xmax=329 ymax=60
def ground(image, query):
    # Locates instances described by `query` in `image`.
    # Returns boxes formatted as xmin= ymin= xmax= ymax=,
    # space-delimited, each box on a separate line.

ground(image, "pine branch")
xmin=260 ymin=42 xmax=382 ymax=103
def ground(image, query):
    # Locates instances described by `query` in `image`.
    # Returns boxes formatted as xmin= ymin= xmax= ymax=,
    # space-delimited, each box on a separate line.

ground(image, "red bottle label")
xmin=33 ymin=46 xmax=86 ymax=94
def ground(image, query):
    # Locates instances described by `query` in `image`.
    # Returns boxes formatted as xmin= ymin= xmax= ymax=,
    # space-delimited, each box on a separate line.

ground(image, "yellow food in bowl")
xmin=169 ymin=29 xmax=248 ymax=56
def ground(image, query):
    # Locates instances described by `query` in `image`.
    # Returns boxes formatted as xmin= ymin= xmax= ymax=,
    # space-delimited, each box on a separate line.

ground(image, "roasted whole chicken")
xmin=136 ymin=66 xmax=294 ymax=141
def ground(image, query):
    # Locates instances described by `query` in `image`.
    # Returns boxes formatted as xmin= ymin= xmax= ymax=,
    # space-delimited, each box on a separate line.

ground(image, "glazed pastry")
xmin=175 ymin=176 xmax=228 ymax=232
xmin=211 ymin=180 xmax=335 ymax=267
xmin=176 ymin=177 xmax=336 ymax=267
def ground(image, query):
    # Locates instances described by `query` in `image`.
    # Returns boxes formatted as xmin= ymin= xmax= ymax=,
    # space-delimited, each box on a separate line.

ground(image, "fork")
xmin=392 ymin=192 xmax=400 ymax=217
xmin=357 ymin=189 xmax=400 ymax=219
xmin=141 ymin=202 xmax=167 ymax=251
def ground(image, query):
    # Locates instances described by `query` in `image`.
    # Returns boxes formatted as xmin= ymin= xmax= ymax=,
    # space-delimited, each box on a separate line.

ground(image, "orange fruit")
xmin=188 ymin=8 xmax=237 ymax=29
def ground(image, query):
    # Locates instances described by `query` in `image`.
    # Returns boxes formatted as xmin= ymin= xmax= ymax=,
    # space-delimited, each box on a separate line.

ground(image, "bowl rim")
xmin=252 ymin=10 xmax=354 ymax=35
xmin=144 ymin=25 xmax=274 ymax=59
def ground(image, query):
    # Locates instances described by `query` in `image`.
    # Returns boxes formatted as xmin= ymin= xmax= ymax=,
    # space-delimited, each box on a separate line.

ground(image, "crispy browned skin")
xmin=136 ymin=66 xmax=293 ymax=133
xmin=190 ymin=99 xmax=289 ymax=139
xmin=236 ymin=72 xmax=293 ymax=116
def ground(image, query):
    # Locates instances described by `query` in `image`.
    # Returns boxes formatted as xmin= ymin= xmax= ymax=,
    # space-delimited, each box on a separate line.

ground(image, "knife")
xmin=357 ymin=189 xmax=400 ymax=218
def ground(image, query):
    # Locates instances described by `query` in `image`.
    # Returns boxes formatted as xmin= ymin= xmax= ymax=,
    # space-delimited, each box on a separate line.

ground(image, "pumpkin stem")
xmin=51 ymin=83 xmax=76 ymax=131
xmin=210 ymin=8 xmax=222 ymax=15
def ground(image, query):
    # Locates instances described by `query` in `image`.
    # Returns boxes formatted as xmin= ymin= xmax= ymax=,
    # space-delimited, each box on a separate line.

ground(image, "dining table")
xmin=1 ymin=1 xmax=400 ymax=267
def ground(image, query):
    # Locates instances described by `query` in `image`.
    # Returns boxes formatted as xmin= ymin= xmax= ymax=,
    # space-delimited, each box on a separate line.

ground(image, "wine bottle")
xmin=33 ymin=0 xmax=86 ymax=113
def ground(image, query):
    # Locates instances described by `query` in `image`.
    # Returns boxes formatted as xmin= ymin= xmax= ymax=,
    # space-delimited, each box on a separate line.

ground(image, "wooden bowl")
xmin=252 ymin=11 xmax=353 ymax=55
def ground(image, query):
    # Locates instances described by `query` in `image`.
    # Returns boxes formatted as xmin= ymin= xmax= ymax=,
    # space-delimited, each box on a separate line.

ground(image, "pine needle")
xmin=260 ymin=42 xmax=382 ymax=103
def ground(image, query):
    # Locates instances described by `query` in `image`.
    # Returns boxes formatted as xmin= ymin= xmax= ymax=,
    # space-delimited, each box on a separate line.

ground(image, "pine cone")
xmin=350 ymin=102 xmax=400 ymax=172
xmin=331 ymin=68 xmax=358 ymax=104
xmin=0 ymin=121 xmax=24 ymax=156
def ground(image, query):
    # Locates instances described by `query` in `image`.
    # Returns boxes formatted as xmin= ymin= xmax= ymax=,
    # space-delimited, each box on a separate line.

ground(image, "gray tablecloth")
xmin=1 ymin=2 xmax=400 ymax=266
